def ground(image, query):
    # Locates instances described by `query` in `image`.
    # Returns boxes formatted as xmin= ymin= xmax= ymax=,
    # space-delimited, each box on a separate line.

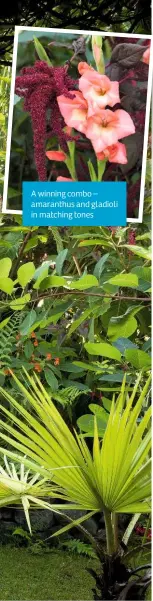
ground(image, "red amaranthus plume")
xmin=15 ymin=61 xmax=77 ymax=181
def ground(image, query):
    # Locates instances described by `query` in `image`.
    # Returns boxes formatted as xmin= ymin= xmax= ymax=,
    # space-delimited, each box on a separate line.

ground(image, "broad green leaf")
xmin=33 ymin=36 xmax=52 ymax=65
xmin=10 ymin=294 xmax=31 ymax=310
xmin=77 ymin=413 xmax=107 ymax=436
xmin=78 ymin=239 xmax=112 ymax=248
xmin=108 ymin=273 xmax=138 ymax=288
xmin=73 ymin=361 xmax=104 ymax=372
xmin=85 ymin=342 xmax=121 ymax=361
xmin=124 ymin=245 xmax=151 ymax=261
xmin=125 ymin=349 xmax=151 ymax=370
xmin=24 ymin=236 xmax=39 ymax=252
xmin=108 ymin=315 xmax=137 ymax=340
xmin=17 ymin=263 xmax=35 ymax=287
xmin=44 ymin=368 xmax=58 ymax=391
xmin=0 ymin=277 xmax=14 ymax=294
xmin=40 ymin=275 xmax=65 ymax=290
xmin=20 ymin=310 xmax=37 ymax=336
xmin=89 ymin=404 xmax=109 ymax=423
xmin=93 ymin=253 xmax=109 ymax=280
xmin=68 ymin=275 xmax=98 ymax=290
xmin=0 ymin=316 xmax=10 ymax=330
xmin=56 ymin=249 xmax=68 ymax=275
xmin=24 ymin=340 xmax=34 ymax=360
xmin=33 ymin=269 xmax=49 ymax=290
xmin=0 ymin=258 xmax=12 ymax=277
xmin=131 ymin=266 xmax=151 ymax=282
xmin=33 ymin=261 xmax=52 ymax=281
xmin=67 ymin=307 xmax=93 ymax=337
xmin=113 ymin=338 xmax=138 ymax=354
xmin=102 ymin=397 xmax=112 ymax=412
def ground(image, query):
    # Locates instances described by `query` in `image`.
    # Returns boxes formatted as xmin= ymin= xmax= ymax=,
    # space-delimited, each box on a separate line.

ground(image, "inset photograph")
xmin=2 ymin=26 xmax=152 ymax=221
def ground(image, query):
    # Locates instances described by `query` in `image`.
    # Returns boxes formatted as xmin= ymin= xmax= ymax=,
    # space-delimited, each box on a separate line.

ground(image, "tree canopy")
xmin=0 ymin=0 xmax=151 ymax=65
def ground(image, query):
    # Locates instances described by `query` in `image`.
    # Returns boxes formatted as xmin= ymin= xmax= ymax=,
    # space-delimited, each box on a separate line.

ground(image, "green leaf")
xmin=78 ymin=239 xmax=112 ymax=248
xmin=87 ymin=160 xmax=97 ymax=181
xmin=0 ymin=277 xmax=14 ymax=294
xmin=20 ymin=310 xmax=37 ymax=336
xmin=125 ymin=349 xmax=151 ymax=370
xmin=24 ymin=340 xmax=34 ymax=360
xmin=33 ymin=261 xmax=51 ymax=281
xmin=40 ymin=275 xmax=66 ymax=290
xmin=77 ymin=413 xmax=107 ymax=436
xmin=131 ymin=267 xmax=151 ymax=282
xmin=0 ymin=317 xmax=10 ymax=330
xmin=44 ymin=368 xmax=58 ymax=391
xmin=145 ymin=159 xmax=152 ymax=183
xmin=10 ymin=294 xmax=31 ymax=310
xmin=89 ymin=404 xmax=109 ymax=423
xmin=88 ymin=317 xmax=95 ymax=342
xmin=93 ymin=253 xmax=109 ymax=280
xmin=108 ymin=273 xmax=138 ymax=288
xmin=17 ymin=263 xmax=35 ymax=287
xmin=23 ymin=236 xmax=39 ymax=252
xmin=108 ymin=315 xmax=137 ymax=340
xmin=85 ymin=342 xmax=121 ymax=361
xmin=67 ymin=307 xmax=92 ymax=337
xmin=0 ymin=258 xmax=12 ymax=277
xmin=56 ymin=249 xmax=68 ymax=275
xmin=7 ymin=187 xmax=21 ymax=199
xmin=68 ymin=275 xmax=98 ymax=290
xmin=33 ymin=36 xmax=52 ymax=65
xmin=124 ymin=246 xmax=151 ymax=261
xmin=73 ymin=361 xmax=104 ymax=372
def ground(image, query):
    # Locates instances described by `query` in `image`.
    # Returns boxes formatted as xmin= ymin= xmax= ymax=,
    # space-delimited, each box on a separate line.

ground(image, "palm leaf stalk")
xmin=0 ymin=370 xmax=151 ymax=600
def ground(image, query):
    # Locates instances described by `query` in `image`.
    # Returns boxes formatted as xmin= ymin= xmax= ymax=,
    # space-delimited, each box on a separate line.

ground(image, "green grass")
xmin=0 ymin=546 xmax=151 ymax=600
xmin=0 ymin=547 xmax=98 ymax=600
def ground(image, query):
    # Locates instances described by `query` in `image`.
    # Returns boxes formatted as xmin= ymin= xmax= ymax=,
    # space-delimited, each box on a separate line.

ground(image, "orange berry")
xmin=54 ymin=357 xmax=60 ymax=366
xmin=33 ymin=340 xmax=38 ymax=347
xmin=16 ymin=334 xmax=20 ymax=340
xmin=34 ymin=363 xmax=42 ymax=373
xmin=31 ymin=332 xmax=36 ymax=339
xmin=46 ymin=353 xmax=52 ymax=360
xmin=4 ymin=368 xmax=10 ymax=375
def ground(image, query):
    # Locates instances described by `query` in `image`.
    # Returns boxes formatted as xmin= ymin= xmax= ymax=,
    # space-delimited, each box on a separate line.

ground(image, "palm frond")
xmin=0 ymin=370 xmax=151 ymax=520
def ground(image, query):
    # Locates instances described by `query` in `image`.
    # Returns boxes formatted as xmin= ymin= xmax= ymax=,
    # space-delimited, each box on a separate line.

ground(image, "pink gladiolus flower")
xmin=86 ymin=109 xmax=135 ymax=154
xmin=79 ymin=67 xmax=120 ymax=115
xmin=78 ymin=62 xmax=94 ymax=75
xmin=142 ymin=46 xmax=150 ymax=65
xmin=97 ymin=142 xmax=127 ymax=164
xmin=57 ymin=91 xmax=88 ymax=134
xmin=46 ymin=150 xmax=67 ymax=161
xmin=56 ymin=176 xmax=74 ymax=181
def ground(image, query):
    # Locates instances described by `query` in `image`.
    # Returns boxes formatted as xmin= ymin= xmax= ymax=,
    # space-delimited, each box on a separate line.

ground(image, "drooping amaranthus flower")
xmin=15 ymin=61 xmax=77 ymax=181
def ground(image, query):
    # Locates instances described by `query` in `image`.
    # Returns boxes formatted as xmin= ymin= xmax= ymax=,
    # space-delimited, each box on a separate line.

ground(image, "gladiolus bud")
xmin=92 ymin=36 xmax=105 ymax=74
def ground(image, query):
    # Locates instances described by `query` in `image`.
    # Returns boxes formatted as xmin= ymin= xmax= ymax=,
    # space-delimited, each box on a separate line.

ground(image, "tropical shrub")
xmin=0 ymin=370 xmax=151 ymax=599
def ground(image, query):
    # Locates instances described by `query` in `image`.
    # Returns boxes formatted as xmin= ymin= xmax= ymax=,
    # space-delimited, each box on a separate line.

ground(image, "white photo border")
xmin=2 ymin=25 xmax=153 ymax=223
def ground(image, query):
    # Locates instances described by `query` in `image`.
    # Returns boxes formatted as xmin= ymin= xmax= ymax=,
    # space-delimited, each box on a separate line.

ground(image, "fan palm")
xmin=0 ymin=370 xmax=151 ymax=600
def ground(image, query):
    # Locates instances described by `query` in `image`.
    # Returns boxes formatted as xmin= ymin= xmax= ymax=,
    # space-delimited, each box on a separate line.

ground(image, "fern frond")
xmin=0 ymin=313 xmax=22 ymax=367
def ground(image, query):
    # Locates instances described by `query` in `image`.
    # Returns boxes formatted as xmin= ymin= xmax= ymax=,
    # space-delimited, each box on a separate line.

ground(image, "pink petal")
xmin=46 ymin=150 xmax=66 ymax=161
xmin=56 ymin=176 xmax=74 ymax=181
xmin=114 ymin=109 xmax=135 ymax=139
